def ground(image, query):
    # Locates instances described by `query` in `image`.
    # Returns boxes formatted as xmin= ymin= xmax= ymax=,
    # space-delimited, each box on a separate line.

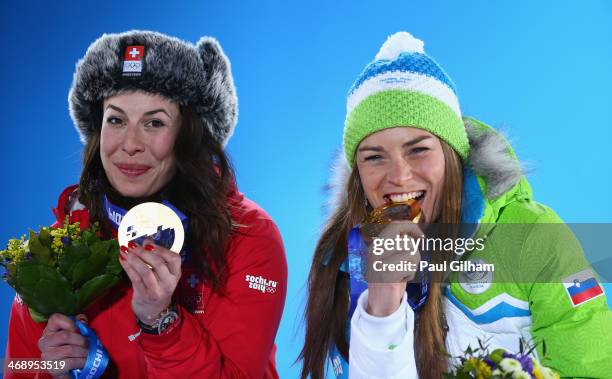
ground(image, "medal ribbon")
xmin=347 ymin=225 xmax=429 ymax=317
xmin=69 ymin=318 xmax=109 ymax=379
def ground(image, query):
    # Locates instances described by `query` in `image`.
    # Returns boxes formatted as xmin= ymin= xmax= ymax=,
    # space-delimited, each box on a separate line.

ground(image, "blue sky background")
xmin=1 ymin=1 xmax=611 ymax=377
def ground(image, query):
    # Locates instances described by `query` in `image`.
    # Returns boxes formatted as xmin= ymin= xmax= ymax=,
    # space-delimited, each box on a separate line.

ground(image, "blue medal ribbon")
xmin=347 ymin=226 xmax=368 ymax=318
xmin=69 ymin=317 xmax=109 ymax=379
xmin=347 ymin=225 xmax=429 ymax=316
xmin=102 ymin=195 xmax=188 ymax=232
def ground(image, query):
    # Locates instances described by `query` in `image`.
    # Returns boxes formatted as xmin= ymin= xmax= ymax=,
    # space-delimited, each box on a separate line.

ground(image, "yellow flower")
xmin=49 ymin=221 xmax=81 ymax=255
xmin=475 ymin=361 xmax=492 ymax=379
xmin=1 ymin=236 xmax=28 ymax=263
xmin=533 ymin=366 xmax=544 ymax=379
xmin=466 ymin=358 xmax=492 ymax=379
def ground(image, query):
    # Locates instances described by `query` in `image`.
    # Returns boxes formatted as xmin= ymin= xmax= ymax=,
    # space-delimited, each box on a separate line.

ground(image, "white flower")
xmin=499 ymin=358 xmax=522 ymax=373
xmin=512 ymin=371 xmax=531 ymax=379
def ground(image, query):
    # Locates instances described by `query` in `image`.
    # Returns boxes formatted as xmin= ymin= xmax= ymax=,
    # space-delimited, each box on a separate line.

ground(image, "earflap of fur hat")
xmin=195 ymin=37 xmax=238 ymax=147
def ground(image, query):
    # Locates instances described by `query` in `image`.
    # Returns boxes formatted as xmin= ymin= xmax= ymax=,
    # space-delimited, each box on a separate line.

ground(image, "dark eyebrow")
xmin=357 ymin=146 xmax=384 ymax=152
xmin=143 ymin=108 xmax=172 ymax=119
xmin=358 ymin=135 xmax=432 ymax=152
xmin=403 ymin=135 xmax=431 ymax=147
xmin=104 ymin=105 xmax=172 ymax=119
xmin=105 ymin=104 xmax=126 ymax=114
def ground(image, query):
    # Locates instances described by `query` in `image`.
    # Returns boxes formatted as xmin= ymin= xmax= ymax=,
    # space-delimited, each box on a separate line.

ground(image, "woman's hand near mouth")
xmin=366 ymin=221 xmax=424 ymax=317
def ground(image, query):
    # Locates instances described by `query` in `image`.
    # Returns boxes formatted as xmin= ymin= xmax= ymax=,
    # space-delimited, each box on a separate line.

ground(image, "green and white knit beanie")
xmin=343 ymin=31 xmax=469 ymax=166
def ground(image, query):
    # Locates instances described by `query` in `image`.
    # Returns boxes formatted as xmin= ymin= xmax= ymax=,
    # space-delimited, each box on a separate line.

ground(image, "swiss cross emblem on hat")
xmin=124 ymin=45 xmax=144 ymax=60
xmin=122 ymin=45 xmax=145 ymax=77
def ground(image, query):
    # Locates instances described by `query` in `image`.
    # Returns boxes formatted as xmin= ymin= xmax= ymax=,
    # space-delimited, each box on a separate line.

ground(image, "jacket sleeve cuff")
xmin=349 ymin=289 xmax=418 ymax=378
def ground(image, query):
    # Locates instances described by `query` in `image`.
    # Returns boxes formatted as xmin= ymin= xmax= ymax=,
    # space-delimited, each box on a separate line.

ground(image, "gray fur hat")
xmin=68 ymin=30 xmax=237 ymax=146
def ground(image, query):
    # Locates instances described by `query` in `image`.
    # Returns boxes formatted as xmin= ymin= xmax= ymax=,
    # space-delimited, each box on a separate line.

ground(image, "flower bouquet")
xmin=445 ymin=339 xmax=560 ymax=379
xmin=0 ymin=218 xmax=123 ymax=322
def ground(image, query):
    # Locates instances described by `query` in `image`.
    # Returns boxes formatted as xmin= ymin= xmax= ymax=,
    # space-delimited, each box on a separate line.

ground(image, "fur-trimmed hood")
xmin=327 ymin=117 xmax=530 ymax=223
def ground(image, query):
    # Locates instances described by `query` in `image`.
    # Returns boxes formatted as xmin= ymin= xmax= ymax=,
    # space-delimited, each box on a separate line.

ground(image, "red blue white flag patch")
xmin=563 ymin=269 xmax=604 ymax=307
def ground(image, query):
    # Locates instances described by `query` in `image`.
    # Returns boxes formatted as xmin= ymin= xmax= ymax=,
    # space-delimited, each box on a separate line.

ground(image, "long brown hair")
xmin=78 ymin=101 xmax=234 ymax=289
xmin=299 ymin=139 xmax=463 ymax=379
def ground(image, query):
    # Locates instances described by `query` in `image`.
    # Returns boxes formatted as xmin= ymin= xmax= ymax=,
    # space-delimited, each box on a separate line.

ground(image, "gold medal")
xmin=118 ymin=202 xmax=184 ymax=254
xmin=365 ymin=199 xmax=422 ymax=225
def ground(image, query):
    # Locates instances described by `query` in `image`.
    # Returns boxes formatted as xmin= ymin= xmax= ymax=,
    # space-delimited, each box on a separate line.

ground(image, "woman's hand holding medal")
xmin=363 ymin=200 xmax=424 ymax=317
xmin=119 ymin=240 xmax=182 ymax=325
xmin=117 ymin=202 xmax=186 ymax=327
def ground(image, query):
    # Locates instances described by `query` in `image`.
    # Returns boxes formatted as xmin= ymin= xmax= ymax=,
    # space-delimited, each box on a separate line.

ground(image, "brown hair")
xmin=299 ymin=139 xmax=463 ymax=379
xmin=78 ymin=102 xmax=234 ymax=289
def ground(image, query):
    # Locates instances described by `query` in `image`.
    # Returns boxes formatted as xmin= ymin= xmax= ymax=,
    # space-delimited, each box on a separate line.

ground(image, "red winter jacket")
xmin=5 ymin=184 xmax=287 ymax=378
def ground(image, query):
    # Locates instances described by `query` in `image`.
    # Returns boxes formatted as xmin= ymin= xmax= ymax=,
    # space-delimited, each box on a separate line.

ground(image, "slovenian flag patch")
xmin=563 ymin=269 xmax=604 ymax=307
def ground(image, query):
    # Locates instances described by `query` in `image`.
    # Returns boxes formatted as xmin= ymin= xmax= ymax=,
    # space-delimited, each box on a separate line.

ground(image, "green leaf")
xmin=89 ymin=240 xmax=109 ymax=256
xmin=81 ymin=230 xmax=99 ymax=246
xmin=489 ymin=349 xmax=505 ymax=364
xmin=38 ymin=228 xmax=52 ymax=249
xmin=76 ymin=275 xmax=118 ymax=311
xmin=70 ymin=240 xmax=113 ymax=288
xmin=89 ymin=242 xmax=110 ymax=268
xmin=478 ymin=339 xmax=486 ymax=351
xmin=28 ymin=307 xmax=47 ymax=323
xmin=71 ymin=260 xmax=99 ymax=288
xmin=3 ymin=263 xmax=17 ymax=285
xmin=34 ymin=278 xmax=76 ymax=315
xmin=28 ymin=230 xmax=52 ymax=265
xmin=14 ymin=261 xmax=75 ymax=318
xmin=59 ymin=241 xmax=90 ymax=281
xmin=104 ymin=240 xmax=123 ymax=276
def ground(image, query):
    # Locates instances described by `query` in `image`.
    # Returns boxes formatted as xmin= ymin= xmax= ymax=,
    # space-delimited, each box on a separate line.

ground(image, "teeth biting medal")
xmin=118 ymin=202 xmax=184 ymax=254
xmin=366 ymin=199 xmax=422 ymax=225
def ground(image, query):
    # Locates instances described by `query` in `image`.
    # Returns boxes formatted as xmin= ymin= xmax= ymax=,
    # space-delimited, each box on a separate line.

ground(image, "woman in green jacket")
xmin=300 ymin=31 xmax=612 ymax=378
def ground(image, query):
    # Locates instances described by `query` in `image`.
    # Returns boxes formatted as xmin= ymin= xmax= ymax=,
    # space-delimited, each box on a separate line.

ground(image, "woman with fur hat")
xmin=5 ymin=31 xmax=287 ymax=378
xmin=299 ymin=32 xmax=612 ymax=378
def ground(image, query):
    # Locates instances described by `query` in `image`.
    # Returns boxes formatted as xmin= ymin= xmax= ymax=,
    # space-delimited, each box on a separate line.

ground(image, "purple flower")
xmin=483 ymin=357 xmax=497 ymax=369
xmin=518 ymin=355 xmax=534 ymax=376
xmin=61 ymin=236 xmax=70 ymax=246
